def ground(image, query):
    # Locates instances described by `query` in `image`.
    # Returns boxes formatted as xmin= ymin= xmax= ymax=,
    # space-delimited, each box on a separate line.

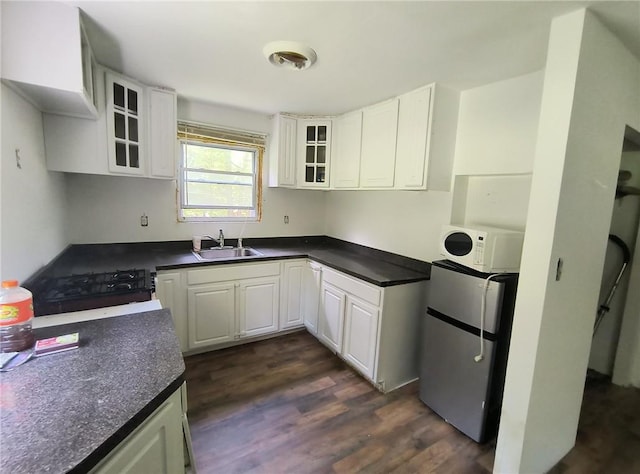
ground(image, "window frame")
xmin=177 ymin=122 xmax=264 ymax=223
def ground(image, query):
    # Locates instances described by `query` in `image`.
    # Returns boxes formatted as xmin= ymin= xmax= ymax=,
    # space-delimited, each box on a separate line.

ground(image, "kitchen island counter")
xmin=0 ymin=309 xmax=185 ymax=474
xmin=29 ymin=236 xmax=431 ymax=289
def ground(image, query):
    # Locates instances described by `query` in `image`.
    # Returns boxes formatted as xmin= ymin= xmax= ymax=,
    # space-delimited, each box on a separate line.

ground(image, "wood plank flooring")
xmin=184 ymin=331 xmax=640 ymax=473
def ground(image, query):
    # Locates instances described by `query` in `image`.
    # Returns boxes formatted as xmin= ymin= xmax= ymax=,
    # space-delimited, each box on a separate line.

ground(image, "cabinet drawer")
xmin=187 ymin=262 xmax=280 ymax=285
xmin=322 ymin=268 xmax=381 ymax=306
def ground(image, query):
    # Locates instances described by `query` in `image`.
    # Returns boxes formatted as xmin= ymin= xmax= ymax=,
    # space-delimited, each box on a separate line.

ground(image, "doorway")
xmin=589 ymin=127 xmax=640 ymax=381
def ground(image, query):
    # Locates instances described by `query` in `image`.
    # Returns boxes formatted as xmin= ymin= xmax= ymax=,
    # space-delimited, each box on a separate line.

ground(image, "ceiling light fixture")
xmin=263 ymin=41 xmax=317 ymax=70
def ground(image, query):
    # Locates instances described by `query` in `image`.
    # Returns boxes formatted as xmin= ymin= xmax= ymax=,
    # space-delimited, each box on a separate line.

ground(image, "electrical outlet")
xmin=141 ymin=213 xmax=149 ymax=227
xmin=284 ymin=215 xmax=289 ymax=224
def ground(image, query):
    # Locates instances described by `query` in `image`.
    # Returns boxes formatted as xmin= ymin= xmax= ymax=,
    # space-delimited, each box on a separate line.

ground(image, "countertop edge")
xmin=70 ymin=373 xmax=185 ymax=474
xmin=156 ymin=252 xmax=431 ymax=286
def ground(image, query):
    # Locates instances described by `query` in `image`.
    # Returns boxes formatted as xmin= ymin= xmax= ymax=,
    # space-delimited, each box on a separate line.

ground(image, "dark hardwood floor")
xmin=184 ymin=331 xmax=640 ymax=473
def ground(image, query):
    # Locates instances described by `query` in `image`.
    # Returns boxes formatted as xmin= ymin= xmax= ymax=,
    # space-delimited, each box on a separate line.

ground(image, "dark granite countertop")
xmin=0 ymin=309 xmax=185 ymax=474
xmin=26 ymin=236 xmax=430 ymax=290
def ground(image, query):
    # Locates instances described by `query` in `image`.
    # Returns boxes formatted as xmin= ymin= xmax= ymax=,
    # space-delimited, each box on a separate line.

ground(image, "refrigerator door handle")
xmin=476 ymin=273 xmax=507 ymax=362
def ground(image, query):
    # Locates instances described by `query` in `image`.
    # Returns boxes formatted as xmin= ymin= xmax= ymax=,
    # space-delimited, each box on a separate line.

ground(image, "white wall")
xmin=65 ymin=98 xmax=327 ymax=243
xmin=448 ymin=71 xmax=542 ymax=232
xmin=65 ymin=174 xmax=326 ymax=243
xmin=454 ymin=70 xmax=543 ymax=176
xmin=325 ymin=190 xmax=451 ymax=262
xmin=495 ymin=9 xmax=640 ymax=474
xmin=0 ymin=84 xmax=68 ymax=281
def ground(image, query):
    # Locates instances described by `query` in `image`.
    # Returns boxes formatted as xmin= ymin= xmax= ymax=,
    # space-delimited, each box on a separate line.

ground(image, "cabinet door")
xmin=155 ymin=272 xmax=187 ymax=352
xmin=44 ymin=65 xmax=109 ymax=175
xmin=148 ymin=88 xmax=177 ymax=179
xmin=318 ymin=281 xmax=346 ymax=352
xmin=281 ymin=261 xmax=305 ymax=330
xmin=106 ymin=72 xmax=145 ymax=175
xmin=343 ymin=295 xmax=380 ymax=380
xmin=298 ymin=120 xmax=332 ymax=188
xmin=187 ymin=283 xmax=235 ymax=349
xmin=332 ymin=111 xmax=362 ymax=188
xmin=239 ymin=277 xmax=280 ymax=338
xmin=1 ymin=2 xmax=98 ymax=119
xmin=91 ymin=389 xmax=184 ymax=474
xmin=360 ymin=99 xmax=399 ymax=188
xmin=302 ymin=262 xmax=322 ymax=335
xmin=395 ymin=86 xmax=432 ymax=189
xmin=269 ymin=114 xmax=297 ymax=187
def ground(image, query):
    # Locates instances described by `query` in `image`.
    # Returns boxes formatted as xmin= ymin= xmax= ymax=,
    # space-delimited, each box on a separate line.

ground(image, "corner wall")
xmin=495 ymin=9 xmax=640 ymax=473
xmin=0 ymin=84 xmax=69 ymax=281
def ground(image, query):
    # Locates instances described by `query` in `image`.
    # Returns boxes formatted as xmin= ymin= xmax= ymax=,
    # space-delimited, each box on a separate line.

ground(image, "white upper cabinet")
xmin=148 ymin=88 xmax=177 ymax=178
xmin=329 ymin=83 xmax=458 ymax=191
xmin=268 ymin=114 xmax=298 ymax=187
xmin=268 ymin=115 xmax=333 ymax=189
xmin=44 ymin=66 xmax=177 ymax=179
xmin=395 ymin=85 xmax=432 ymax=189
xmin=359 ymin=99 xmax=399 ymax=188
xmin=1 ymin=2 xmax=98 ymax=119
xmin=331 ymin=110 xmax=363 ymax=189
xmin=44 ymin=65 xmax=109 ymax=175
xmin=269 ymin=114 xmax=298 ymax=188
xmin=298 ymin=119 xmax=332 ymax=188
xmin=106 ymin=72 xmax=145 ymax=175
xmin=268 ymin=83 xmax=460 ymax=192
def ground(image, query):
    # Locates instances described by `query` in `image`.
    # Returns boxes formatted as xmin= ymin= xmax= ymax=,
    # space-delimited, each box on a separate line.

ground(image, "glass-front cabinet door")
xmin=298 ymin=119 xmax=331 ymax=188
xmin=106 ymin=72 xmax=145 ymax=175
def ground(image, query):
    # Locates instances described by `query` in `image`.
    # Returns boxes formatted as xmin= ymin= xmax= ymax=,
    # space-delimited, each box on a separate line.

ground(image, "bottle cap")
xmin=1 ymin=280 xmax=18 ymax=288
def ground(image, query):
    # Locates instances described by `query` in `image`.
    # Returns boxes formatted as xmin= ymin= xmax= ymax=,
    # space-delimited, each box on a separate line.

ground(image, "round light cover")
xmin=263 ymin=41 xmax=317 ymax=70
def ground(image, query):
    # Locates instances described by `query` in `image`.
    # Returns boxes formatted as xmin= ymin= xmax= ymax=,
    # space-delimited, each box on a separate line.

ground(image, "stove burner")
xmin=112 ymin=272 xmax=136 ymax=281
xmin=34 ymin=269 xmax=152 ymax=316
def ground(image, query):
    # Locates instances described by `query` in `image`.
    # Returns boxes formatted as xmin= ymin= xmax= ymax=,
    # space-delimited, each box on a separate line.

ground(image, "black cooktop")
xmin=33 ymin=269 xmax=153 ymax=316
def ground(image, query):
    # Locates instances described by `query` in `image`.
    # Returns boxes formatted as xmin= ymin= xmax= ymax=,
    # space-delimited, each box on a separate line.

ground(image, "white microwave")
xmin=440 ymin=224 xmax=525 ymax=273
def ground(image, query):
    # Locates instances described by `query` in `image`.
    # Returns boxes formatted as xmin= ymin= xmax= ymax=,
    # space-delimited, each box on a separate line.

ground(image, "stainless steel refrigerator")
xmin=419 ymin=260 xmax=518 ymax=443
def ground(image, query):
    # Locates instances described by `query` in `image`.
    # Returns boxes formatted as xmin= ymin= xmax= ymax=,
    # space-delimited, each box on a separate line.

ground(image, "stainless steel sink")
xmin=192 ymin=247 xmax=263 ymax=261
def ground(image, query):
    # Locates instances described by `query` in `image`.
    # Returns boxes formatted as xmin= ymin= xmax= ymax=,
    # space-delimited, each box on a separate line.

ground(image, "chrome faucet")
xmin=202 ymin=229 xmax=225 ymax=248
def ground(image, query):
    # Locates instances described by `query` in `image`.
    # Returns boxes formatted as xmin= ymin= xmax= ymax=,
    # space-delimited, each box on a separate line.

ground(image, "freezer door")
xmin=428 ymin=264 xmax=504 ymax=333
xmin=419 ymin=313 xmax=497 ymax=442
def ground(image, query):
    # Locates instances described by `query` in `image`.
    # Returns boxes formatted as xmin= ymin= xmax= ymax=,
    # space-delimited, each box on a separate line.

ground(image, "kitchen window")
xmin=178 ymin=122 xmax=264 ymax=222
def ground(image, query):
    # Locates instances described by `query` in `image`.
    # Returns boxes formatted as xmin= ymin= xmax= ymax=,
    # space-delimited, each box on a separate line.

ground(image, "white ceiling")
xmin=72 ymin=0 xmax=640 ymax=116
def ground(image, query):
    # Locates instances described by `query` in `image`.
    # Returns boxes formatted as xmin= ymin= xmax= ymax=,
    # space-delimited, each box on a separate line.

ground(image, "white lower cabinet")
xmin=302 ymin=261 xmax=322 ymax=335
xmin=316 ymin=266 xmax=426 ymax=392
xmin=159 ymin=262 xmax=281 ymax=352
xmin=239 ymin=277 xmax=279 ymax=338
xmin=343 ymin=295 xmax=380 ymax=380
xmin=91 ymin=387 xmax=184 ymax=474
xmin=280 ymin=260 xmax=306 ymax=330
xmin=188 ymin=282 xmax=236 ymax=349
xmin=157 ymin=258 xmax=426 ymax=392
xmin=318 ymin=281 xmax=346 ymax=352
xmin=155 ymin=272 xmax=187 ymax=352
